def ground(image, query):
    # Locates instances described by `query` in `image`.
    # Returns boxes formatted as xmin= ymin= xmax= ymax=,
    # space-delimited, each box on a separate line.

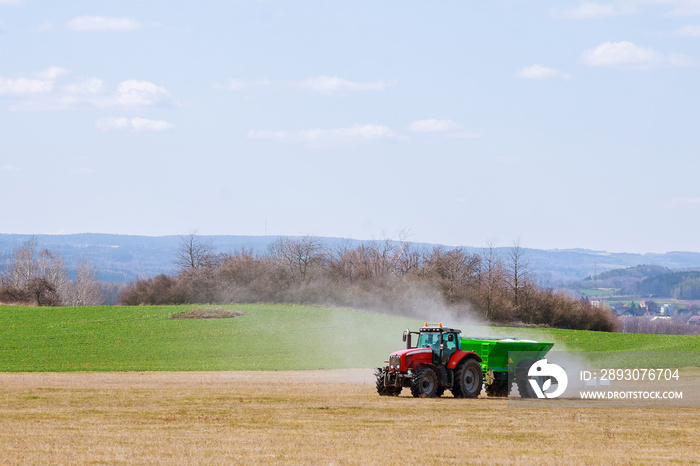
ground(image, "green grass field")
xmin=579 ymin=288 xmax=619 ymax=297
xmin=1 ymin=304 xmax=698 ymax=371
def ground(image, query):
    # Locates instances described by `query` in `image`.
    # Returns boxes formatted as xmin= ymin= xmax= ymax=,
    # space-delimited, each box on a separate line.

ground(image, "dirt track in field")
xmin=0 ymin=370 xmax=698 ymax=464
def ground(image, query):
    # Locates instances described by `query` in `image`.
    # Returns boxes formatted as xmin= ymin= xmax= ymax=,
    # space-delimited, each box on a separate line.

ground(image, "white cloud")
xmin=679 ymin=24 xmax=700 ymax=35
xmin=580 ymin=41 xmax=694 ymax=68
xmin=227 ymin=79 xmax=248 ymax=91
xmin=62 ymin=77 xmax=105 ymax=95
xmin=644 ymin=0 xmax=700 ymax=16
xmin=0 ymin=67 xmax=65 ymax=95
xmin=516 ymin=64 xmax=572 ymax=80
xmin=407 ymin=119 xmax=479 ymax=139
xmin=1 ymin=164 xmax=20 ymax=172
xmin=247 ymin=124 xmax=405 ymax=148
xmin=297 ymin=76 xmax=391 ymax=94
xmin=407 ymin=119 xmax=460 ymax=133
xmin=95 ymin=117 xmax=174 ymax=132
xmin=30 ymin=22 xmax=53 ymax=32
xmin=581 ymin=41 xmax=661 ymax=67
xmin=36 ymin=66 xmax=68 ymax=80
xmin=0 ymin=0 xmax=21 ymax=5
xmin=221 ymin=76 xmax=391 ymax=95
xmin=3 ymin=68 xmax=173 ymax=111
xmin=114 ymin=80 xmax=171 ymax=107
xmin=555 ymin=0 xmax=700 ymax=17
xmin=557 ymin=2 xmax=617 ymax=19
xmin=67 ymin=16 xmax=140 ymax=32
xmin=129 ymin=117 xmax=174 ymax=132
xmin=0 ymin=77 xmax=52 ymax=95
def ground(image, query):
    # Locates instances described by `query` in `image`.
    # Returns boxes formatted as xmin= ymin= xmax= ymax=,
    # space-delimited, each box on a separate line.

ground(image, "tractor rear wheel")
xmin=452 ymin=358 xmax=483 ymax=398
xmin=410 ymin=368 xmax=438 ymax=398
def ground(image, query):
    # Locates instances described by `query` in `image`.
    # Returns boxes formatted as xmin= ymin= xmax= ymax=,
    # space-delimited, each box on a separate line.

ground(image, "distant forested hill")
xmin=578 ymin=265 xmax=700 ymax=299
xmin=1 ymin=233 xmax=700 ymax=286
xmin=637 ymin=271 xmax=700 ymax=299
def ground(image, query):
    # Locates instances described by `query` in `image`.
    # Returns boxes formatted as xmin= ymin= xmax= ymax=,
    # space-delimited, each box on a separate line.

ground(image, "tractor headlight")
xmin=389 ymin=355 xmax=401 ymax=371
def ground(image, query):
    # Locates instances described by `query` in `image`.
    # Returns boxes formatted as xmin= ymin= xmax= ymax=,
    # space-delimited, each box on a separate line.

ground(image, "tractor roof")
xmin=420 ymin=325 xmax=462 ymax=334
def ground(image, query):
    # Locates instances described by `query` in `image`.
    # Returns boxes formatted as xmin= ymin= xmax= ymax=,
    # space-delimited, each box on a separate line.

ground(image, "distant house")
xmin=613 ymin=306 xmax=636 ymax=317
xmin=651 ymin=316 xmax=671 ymax=322
xmin=689 ymin=316 xmax=700 ymax=326
xmin=590 ymin=299 xmax=601 ymax=309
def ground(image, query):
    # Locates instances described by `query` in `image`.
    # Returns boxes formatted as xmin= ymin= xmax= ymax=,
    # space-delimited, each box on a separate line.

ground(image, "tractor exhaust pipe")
xmin=403 ymin=328 xmax=411 ymax=349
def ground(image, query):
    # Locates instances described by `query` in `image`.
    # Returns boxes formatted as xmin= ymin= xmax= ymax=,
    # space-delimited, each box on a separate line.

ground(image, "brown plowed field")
xmin=0 ymin=370 xmax=697 ymax=464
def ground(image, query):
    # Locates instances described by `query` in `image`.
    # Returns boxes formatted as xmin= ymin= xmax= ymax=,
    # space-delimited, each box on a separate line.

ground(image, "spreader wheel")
xmin=515 ymin=359 xmax=538 ymax=398
xmin=485 ymin=380 xmax=511 ymax=397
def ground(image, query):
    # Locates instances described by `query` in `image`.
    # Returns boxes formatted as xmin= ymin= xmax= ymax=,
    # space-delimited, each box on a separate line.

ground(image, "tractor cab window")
xmin=443 ymin=332 xmax=457 ymax=352
xmin=441 ymin=332 xmax=459 ymax=364
xmin=417 ymin=332 xmax=440 ymax=351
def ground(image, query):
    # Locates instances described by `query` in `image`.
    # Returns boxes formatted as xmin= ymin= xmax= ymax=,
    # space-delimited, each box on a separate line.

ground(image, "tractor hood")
xmin=389 ymin=347 xmax=433 ymax=372
xmin=391 ymin=348 xmax=432 ymax=358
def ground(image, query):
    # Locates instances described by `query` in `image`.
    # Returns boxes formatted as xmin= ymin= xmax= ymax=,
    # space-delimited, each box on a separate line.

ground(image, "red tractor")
xmin=374 ymin=323 xmax=483 ymax=398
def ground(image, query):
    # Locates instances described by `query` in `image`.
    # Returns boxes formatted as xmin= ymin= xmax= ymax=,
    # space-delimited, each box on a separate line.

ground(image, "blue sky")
xmin=1 ymin=0 xmax=699 ymax=253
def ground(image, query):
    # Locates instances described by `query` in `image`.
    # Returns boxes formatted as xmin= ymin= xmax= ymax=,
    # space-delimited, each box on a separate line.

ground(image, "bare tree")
xmin=36 ymin=249 xmax=71 ymax=303
xmin=423 ymin=247 xmax=480 ymax=304
xmin=1 ymin=237 xmax=64 ymax=305
xmin=269 ymin=236 xmax=326 ymax=282
xmin=27 ymin=277 xmax=59 ymax=306
xmin=364 ymin=233 xmax=412 ymax=278
xmin=507 ymin=238 xmax=531 ymax=310
xmin=0 ymin=237 xmax=103 ymax=306
xmin=480 ymin=238 xmax=504 ymax=319
xmin=175 ymin=231 xmax=216 ymax=271
xmin=365 ymin=238 xmax=392 ymax=277
xmin=4 ymin=236 xmax=38 ymax=288
xmin=391 ymin=229 xmax=419 ymax=276
xmin=68 ymin=260 xmax=104 ymax=306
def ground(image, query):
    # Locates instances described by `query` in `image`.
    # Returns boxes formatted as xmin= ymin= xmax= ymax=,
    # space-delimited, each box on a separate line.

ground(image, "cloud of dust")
xmin=308 ymin=279 xmax=594 ymax=394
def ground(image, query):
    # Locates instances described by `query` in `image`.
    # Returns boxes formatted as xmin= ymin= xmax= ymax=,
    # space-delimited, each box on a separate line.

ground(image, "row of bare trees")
xmin=0 ymin=237 xmax=103 ymax=306
xmin=121 ymin=234 xmax=618 ymax=331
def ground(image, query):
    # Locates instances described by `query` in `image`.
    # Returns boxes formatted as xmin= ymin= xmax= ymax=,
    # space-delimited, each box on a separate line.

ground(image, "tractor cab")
xmin=407 ymin=323 xmax=462 ymax=366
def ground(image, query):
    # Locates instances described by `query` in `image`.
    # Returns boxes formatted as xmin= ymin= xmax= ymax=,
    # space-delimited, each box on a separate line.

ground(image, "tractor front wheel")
xmin=376 ymin=373 xmax=402 ymax=396
xmin=410 ymin=368 xmax=438 ymax=398
xmin=452 ymin=359 xmax=483 ymax=398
